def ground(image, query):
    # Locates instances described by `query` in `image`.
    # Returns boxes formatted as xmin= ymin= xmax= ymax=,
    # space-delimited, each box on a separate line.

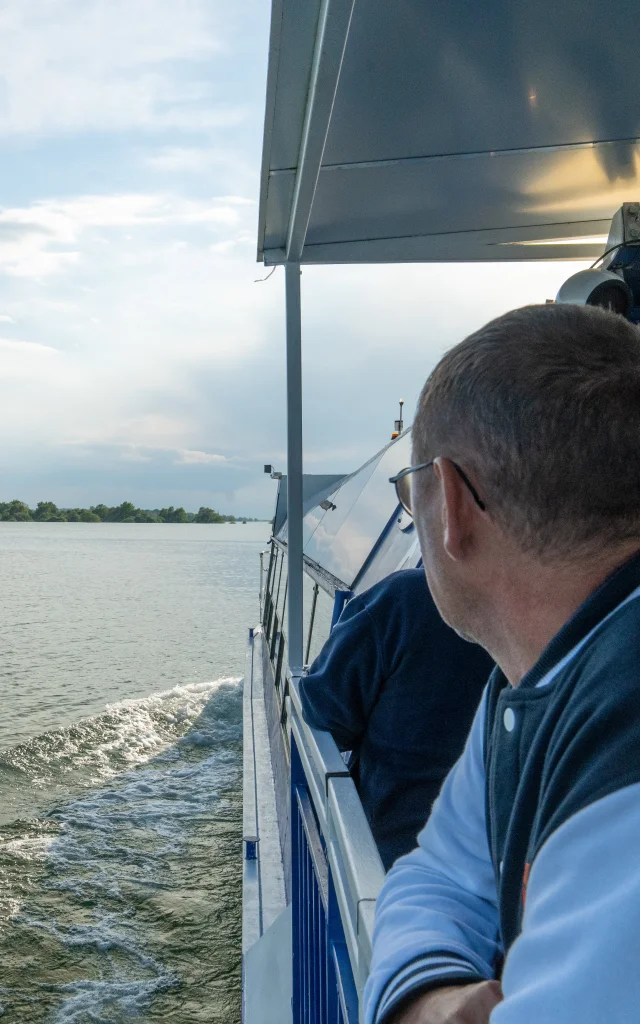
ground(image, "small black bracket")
xmin=325 ymin=769 xmax=351 ymax=796
xmin=244 ymin=838 xmax=259 ymax=861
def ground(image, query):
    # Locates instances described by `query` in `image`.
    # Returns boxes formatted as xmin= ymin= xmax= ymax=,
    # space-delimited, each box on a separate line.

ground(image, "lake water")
xmin=0 ymin=522 xmax=270 ymax=1023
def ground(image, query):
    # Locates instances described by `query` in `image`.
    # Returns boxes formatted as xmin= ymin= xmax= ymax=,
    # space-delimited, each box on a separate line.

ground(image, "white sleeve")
xmin=364 ymin=688 xmax=501 ymax=1024
xmin=492 ymin=782 xmax=640 ymax=1023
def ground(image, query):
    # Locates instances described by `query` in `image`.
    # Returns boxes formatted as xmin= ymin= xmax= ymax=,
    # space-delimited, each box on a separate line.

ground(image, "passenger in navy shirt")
xmin=299 ymin=568 xmax=492 ymax=869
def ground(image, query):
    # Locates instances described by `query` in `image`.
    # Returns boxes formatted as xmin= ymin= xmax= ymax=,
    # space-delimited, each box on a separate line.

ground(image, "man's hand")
xmin=390 ymin=981 xmax=503 ymax=1024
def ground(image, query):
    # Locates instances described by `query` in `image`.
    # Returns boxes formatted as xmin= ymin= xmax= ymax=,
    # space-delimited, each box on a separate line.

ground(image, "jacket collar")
xmin=519 ymin=549 xmax=640 ymax=689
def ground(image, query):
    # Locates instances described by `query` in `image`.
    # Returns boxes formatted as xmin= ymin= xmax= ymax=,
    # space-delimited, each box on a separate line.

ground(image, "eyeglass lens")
xmin=396 ymin=473 xmax=412 ymax=515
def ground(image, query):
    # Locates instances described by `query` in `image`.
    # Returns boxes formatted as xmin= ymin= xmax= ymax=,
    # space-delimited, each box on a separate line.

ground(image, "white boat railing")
xmin=287 ymin=669 xmax=386 ymax=1021
xmin=260 ymin=523 xmax=386 ymax=1021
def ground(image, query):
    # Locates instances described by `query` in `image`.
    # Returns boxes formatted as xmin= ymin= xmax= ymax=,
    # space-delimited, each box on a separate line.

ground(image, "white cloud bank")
xmin=0 ymin=0 xmax=591 ymax=516
xmin=176 ymin=449 xmax=228 ymax=465
xmin=0 ymin=192 xmax=255 ymax=277
xmin=0 ymin=0 xmax=239 ymax=135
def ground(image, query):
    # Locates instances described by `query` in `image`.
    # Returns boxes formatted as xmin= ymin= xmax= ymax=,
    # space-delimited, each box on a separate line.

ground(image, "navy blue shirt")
xmin=299 ymin=569 xmax=493 ymax=868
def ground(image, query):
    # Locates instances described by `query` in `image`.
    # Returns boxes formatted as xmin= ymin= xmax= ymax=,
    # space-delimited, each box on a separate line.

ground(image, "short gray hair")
xmin=414 ymin=303 xmax=640 ymax=559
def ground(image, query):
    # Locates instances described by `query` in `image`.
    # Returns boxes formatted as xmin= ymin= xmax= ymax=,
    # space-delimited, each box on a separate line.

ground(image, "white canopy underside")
xmin=258 ymin=0 xmax=640 ymax=265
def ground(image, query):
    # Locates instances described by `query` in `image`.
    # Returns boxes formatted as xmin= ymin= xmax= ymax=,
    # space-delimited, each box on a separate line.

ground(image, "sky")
xmin=0 ymin=1 xmax=590 ymax=517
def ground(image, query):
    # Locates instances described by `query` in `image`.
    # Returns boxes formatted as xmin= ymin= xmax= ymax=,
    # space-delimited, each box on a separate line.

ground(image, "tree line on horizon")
xmin=0 ymin=500 xmax=263 ymax=524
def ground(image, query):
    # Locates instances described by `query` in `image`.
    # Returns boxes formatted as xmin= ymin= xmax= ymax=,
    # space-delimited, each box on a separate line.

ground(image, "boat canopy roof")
xmin=258 ymin=0 xmax=640 ymax=266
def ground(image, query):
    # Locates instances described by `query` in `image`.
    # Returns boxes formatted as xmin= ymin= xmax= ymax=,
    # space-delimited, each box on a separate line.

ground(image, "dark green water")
xmin=0 ymin=523 xmax=269 ymax=1023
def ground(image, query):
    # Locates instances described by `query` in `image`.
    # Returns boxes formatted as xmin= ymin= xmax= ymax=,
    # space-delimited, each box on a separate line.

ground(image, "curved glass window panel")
xmin=312 ymin=432 xmax=412 ymax=586
xmin=264 ymin=546 xmax=280 ymax=641
xmin=277 ymin=500 xmax=331 ymax=547
xmin=278 ymin=453 xmax=381 ymax=552
xmin=266 ymin=545 xmax=279 ymax=599
xmin=270 ymin=550 xmax=288 ymax=663
xmin=354 ymin=520 xmax=421 ymax=595
xmin=274 ymin=629 xmax=288 ymax=692
xmin=302 ymin=504 xmax=329 ymax=547
xmin=275 ymin=475 xmax=347 ymax=546
xmin=276 ymin=550 xmax=288 ymax=622
xmin=273 ymin=548 xmax=285 ymax=608
xmin=268 ymin=550 xmax=284 ymax=648
xmin=302 ymin=448 xmax=385 ymax=570
xmin=303 ymin=572 xmax=319 ymax=662
xmin=277 ymin=502 xmax=332 ymax=547
xmin=306 ymin=585 xmax=335 ymax=666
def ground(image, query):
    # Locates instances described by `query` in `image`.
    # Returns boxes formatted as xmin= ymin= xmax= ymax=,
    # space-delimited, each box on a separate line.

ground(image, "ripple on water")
xmin=0 ymin=679 xmax=243 ymax=1023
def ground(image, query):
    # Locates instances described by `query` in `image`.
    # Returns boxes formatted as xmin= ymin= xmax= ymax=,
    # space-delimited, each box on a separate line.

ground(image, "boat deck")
xmin=242 ymin=627 xmax=292 ymax=1024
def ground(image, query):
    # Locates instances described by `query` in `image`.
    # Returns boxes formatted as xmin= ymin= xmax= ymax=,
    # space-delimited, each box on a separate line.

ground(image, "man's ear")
xmin=433 ymin=457 xmax=474 ymax=561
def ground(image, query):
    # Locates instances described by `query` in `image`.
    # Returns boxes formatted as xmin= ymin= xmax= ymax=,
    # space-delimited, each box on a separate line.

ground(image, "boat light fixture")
xmin=498 ymin=235 xmax=609 ymax=248
xmin=391 ymin=399 xmax=405 ymax=440
xmin=555 ymin=268 xmax=632 ymax=316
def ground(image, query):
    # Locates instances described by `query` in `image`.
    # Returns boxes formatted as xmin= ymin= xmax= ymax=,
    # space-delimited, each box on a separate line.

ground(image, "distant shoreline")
xmin=0 ymin=500 xmax=268 ymax=525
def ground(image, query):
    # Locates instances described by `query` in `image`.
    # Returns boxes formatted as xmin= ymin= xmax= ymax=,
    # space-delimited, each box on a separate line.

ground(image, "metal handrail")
xmin=288 ymin=671 xmax=386 ymax=996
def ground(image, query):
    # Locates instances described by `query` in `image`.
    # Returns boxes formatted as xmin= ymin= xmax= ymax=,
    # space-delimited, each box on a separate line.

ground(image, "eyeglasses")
xmin=389 ymin=460 xmax=486 ymax=516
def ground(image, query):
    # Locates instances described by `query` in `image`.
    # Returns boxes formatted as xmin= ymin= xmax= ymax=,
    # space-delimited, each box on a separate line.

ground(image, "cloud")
xmin=0 ymin=0 xmax=594 ymax=519
xmin=0 ymin=438 xmax=273 ymax=515
xmin=143 ymin=146 xmax=260 ymax=201
xmin=0 ymin=192 xmax=254 ymax=277
xmin=0 ymin=251 xmax=588 ymax=509
xmin=144 ymin=148 xmax=252 ymax=176
xmin=0 ymin=336 xmax=59 ymax=357
xmin=0 ymin=0 xmax=277 ymax=511
xmin=146 ymin=147 xmax=219 ymax=174
xmin=108 ymin=444 xmax=228 ymax=466
xmin=0 ymin=1 xmax=244 ymax=136
xmin=176 ymin=449 xmax=228 ymax=465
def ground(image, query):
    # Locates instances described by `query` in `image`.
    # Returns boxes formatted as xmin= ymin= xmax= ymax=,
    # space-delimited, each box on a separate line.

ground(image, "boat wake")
xmin=0 ymin=679 xmax=243 ymax=1023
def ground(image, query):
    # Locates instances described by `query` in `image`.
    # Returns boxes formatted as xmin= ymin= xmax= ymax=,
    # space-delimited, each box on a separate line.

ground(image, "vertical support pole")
xmin=286 ymin=262 xmax=304 ymax=674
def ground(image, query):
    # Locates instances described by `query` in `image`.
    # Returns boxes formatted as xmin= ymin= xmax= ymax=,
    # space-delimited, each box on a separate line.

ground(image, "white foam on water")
xmin=0 ymin=896 xmax=21 ymax=924
xmin=52 ymin=975 xmax=177 ymax=1023
xmin=1 ymin=835 xmax=54 ymax=861
xmin=0 ymin=677 xmax=243 ymax=1021
xmin=1 ymin=677 xmax=241 ymax=787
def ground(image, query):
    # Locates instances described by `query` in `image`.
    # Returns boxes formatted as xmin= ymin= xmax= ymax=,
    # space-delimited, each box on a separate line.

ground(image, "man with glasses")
xmin=365 ymin=302 xmax=640 ymax=1024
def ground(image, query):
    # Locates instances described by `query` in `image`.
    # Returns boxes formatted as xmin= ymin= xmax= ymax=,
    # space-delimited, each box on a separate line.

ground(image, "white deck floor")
xmin=242 ymin=628 xmax=287 ymax=951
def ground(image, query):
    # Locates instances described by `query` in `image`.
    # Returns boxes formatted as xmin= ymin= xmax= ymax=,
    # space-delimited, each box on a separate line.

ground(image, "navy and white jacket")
xmin=365 ymin=551 xmax=640 ymax=1024
xmin=300 ymin=569 xmax=492 ymax=868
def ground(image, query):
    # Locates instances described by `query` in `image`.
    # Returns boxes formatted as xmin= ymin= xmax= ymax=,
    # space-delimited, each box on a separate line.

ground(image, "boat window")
xmin=274 ymin=628 xmax=287 ymax=693
xmin=263 ymin=546 xmax=279 ymax=642
xmin=305 ymin=585 xmax=334 ymax=666
xmin=302 ymin=574 xmax=318 ymax=663
xmin=271 ymin=562 xmax=288 ymax=692
xmin=313 ymin=432 xmax=411 ymax=589
xmin=275 ymin=552 xmax=288 ymax=622
xmin=355 ymin=522 xmax=421 ymax=594
xmin=270 ymin=549 xmax=285 ymax=635
xmin=301 ymin=434 xmax=411 ymax=593
xmin=262 ymin=545 xmax=278 ymax=637
xmin=269 ymin=552 xmax=287 ymax=662
xmin=301 ymin=453 xmax=382 ymax=567
xmin=264 ymin=542 xmax=277 ymax=597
